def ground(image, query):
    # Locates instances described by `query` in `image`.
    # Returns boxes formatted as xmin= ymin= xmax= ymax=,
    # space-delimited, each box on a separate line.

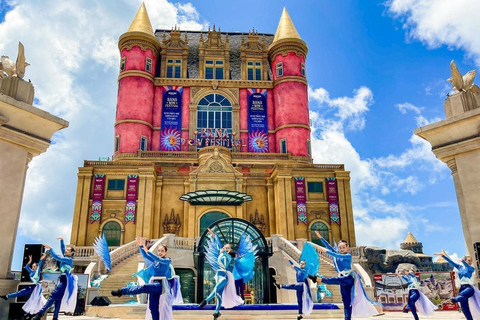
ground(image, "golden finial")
xmin=127 ymin=2 xmax=155 ymax=36
xmin=272 ymin=7 xmax=302 ymax=44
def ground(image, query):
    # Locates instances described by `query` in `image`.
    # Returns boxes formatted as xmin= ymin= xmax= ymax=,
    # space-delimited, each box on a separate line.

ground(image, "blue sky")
xmin=1 ymin=0 xmax=479 ymax=270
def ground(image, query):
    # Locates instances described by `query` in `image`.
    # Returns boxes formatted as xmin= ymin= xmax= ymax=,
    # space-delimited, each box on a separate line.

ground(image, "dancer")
xmin=311 ymin=231 xmax=378 ymax=320
xmin=273 ymin=243 xmax=318 ymax=320
xmin=111 ymin=237 xmax=182 ymax=320
xmin=434 ymin=251 xmax=480 ymax=320
xmin=32 ymin=237 xmax=78 ymax=320
xmin=198 ymin=228 xmax=256 ymax=320
xmin=396 ymin=268 xmax=436 ymax=320
xmin=1 ymin=254 xmax=47 ymax=317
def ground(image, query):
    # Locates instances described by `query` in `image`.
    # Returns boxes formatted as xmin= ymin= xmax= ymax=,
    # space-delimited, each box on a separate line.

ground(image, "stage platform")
xmin=86 ymin=303 xmax=344 ymax=319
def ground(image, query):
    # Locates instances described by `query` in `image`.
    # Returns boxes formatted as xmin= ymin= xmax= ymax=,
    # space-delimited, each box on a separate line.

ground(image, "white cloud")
xmin=0 ymin=0 xmax=206 ymax=270
xmin=396 ymin=102 xmax=422 ymax=114
xmin=309 ymin=86 xmax=451 ymax=248
xmin=387 ymin=0 xmax=480 ymax=66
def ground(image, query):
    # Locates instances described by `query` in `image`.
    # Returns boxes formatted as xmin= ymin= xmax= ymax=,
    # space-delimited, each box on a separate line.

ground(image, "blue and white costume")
xmin=443 ymin=254 xmax=480 ymax=320
xmin=203 ymin=233 xmax=256 ymax=316
xmin=6 ymin=260 xmax=47 ymax=315
xmin=123 ymin=245 xmax=182 ymax=320
xmin=320 ymin=239 xmax=377 ymax=320
xmin=281 ymin=260 xmax=314 ymax=316
xmin=34 ymin=240 xmax=78 ymax=319
xmin=401 ymin=272 xmax=436 ymax=319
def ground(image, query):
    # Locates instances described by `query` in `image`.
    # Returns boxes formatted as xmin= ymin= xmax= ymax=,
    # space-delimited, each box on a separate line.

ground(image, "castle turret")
xmin=268 ymin=8 xmax=310 ymax=157
xmin=115 ymin=3 xmax=160 ymax=155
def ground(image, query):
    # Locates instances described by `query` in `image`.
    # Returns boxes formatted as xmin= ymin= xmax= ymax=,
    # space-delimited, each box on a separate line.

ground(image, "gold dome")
xmin=403 ymin=231 xmax=419 ymax=244
xmin=127 ymin=2 xmax=154 ymax=35
xmin=272 ymin=8 xmax=302 ymax=44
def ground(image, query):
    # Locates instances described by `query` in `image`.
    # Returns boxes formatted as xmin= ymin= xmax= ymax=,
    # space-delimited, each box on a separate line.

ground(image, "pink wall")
xmin=275 ymin=127 xmax=310 ymax=157
xmin=181 ymin=87 xmax=190 ymax=151
xmin=152 ymin=86 xmax=164 ymax=151
xmin=116 ymin=77 xmax=154 ymax=122
xmin=121 ymin=47 xmax=157 ymax=75
xmin=272 ymin=82 xmax=309 ymax=128
xmin=115 ymin=45 xmax=155 ymax=155
xmin=270 ymin=52 xmax=305 ymax=80
xmin=267 ymin=89 xmax=276 ymax=152
xmin=115 ymin=123 xmax=152 ymax=154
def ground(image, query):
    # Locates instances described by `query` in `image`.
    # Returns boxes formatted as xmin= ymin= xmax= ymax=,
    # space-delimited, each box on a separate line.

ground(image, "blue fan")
xmin=299 ymin=242 xmax=320 ymax=276
xmin=233 ymin=234 xmax=258 ymax=282
xmin=93 ymin=233 xmax=111 ymax=271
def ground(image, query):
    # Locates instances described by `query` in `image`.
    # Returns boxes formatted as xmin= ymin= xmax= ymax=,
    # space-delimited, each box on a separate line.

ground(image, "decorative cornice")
xmin=268 ymin=39 xmax=308 ymax=61
xmin=118 ymin=70 xmax=155 ymax=83
xmin=154 ymin=78 xmax=273 ymax=89
xmin=274 ymin=124 xmax=310 ymax=133
xmin=114 ymin=119 xmax=153 ymax=129
xmin=447 ymin=158 xmax=458 ymax=174
xmin=119 ymin=34 xmax=160 ymax=57
xmin=274 ymin=75 xmax=308 ymax=86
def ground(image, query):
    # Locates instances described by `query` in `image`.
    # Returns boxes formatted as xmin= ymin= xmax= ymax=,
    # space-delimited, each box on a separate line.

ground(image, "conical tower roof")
xmin=404 ymin=231 xmax=419 ymax=244
xmin=272 ymin=8 xmax=302 ymax=44
xmin=127 ymin=2 xmax=154 ymax=35
xmin=119 ymin=3 xmax=160 ymax=54
xmin=268 ymin=8 xmax=307 ymax=57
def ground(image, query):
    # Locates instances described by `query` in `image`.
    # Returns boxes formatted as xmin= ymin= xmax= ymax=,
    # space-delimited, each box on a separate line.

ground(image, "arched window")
xmin=102 ymin=221 xmax=122 ymax=246
xmin=310 ymin=221 xmax=329 ymax=247
xmin=196 ymin=94 xmax=232 ymax=149
xmin=199 ymin=212 xmax=229 ymax=236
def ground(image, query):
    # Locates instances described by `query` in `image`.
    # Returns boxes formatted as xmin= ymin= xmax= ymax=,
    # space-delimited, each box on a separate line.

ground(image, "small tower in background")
xmin=115 ymin=3 xmax=160 ymax=155
xmin=268 ymin=8 xmax=311 ymax=157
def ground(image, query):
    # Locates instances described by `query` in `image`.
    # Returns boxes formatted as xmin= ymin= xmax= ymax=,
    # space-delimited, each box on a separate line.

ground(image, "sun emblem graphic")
xmin=160 ymin=127 xmax=181 ymax=151
xmin=248 ymin=129 xmax=268 ymax=152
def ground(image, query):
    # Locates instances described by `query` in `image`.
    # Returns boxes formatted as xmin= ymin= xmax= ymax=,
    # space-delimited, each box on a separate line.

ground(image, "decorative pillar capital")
xmin=447 ymin=158 xmax=457 ymax=175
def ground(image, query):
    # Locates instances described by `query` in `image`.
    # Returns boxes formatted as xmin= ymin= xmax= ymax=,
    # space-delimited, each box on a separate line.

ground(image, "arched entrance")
xmin=199 ymin=211 xmax=229 ymax=236
xmin=310 ymin=220 xmax=330 ymax=247
xmin=102 ymin=221 xmax=121 ymax=246
xmin=195 ymin=217 xmax=272 ymax=304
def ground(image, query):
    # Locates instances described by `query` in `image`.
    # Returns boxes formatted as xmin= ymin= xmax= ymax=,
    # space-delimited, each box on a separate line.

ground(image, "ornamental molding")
xmin=274 ymin=75 xmax=308 ymax=86
xmin=114 ymin=119 xmax=153 ymax=129
xmin=118 ymin=70 xmax=155 ymax=83
xmin=155 ymin=78 xmax=273 ymax=89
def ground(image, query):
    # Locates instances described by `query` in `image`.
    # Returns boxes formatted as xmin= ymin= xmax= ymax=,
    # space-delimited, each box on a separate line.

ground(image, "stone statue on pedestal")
xmin=0 ymin=41 xmax=29 ymax=79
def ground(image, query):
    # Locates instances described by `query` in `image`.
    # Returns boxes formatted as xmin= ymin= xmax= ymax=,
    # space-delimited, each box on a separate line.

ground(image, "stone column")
xmin=447 ymin=159 xmax=472 ymax=254
xmin=0 ymin=83 xmax=68 ymax=319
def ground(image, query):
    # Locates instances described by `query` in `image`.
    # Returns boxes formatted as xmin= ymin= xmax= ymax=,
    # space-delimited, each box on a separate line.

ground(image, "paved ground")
xmin=52 ymin=311 xmax=467 ymax=320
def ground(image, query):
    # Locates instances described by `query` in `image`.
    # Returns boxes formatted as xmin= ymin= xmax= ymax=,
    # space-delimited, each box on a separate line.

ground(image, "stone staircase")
xmin=87 ymin=305 xmax=346 ymax=319
xmin=98 ymin=253 xmax=141 ymax=304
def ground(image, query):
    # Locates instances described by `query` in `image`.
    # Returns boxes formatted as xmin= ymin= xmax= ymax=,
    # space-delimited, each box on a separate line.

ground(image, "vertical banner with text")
xmin=124 ymin=174 xmax=139 ymax=224
xmin=247 ymin=89 xmax=268 ymax=153
xmin=326 ymin=177 xmax=340 ymax=225
xmin=294 ymin=177 xmax=308 ymax=225
xmin=160 ymin=86 xmax=183 ymax=151
xmin=90 ymin=174 xmax=105 ymax=224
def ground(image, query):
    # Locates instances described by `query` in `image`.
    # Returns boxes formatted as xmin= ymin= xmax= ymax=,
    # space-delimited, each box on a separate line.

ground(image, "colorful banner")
xmin=124 ymin=174 xmax=139 ymax=224
xmin=160 ymin=86 xmax=183 ymax=151
xmin=247 ymin=89 xmax=268 ymax=153
xmin=374 ymin=272 xmax=457 ymax=311
xmin=294 ymin=177 xmax=307 ymax=225
xmin=90 ymin=174 xmax=105 ymax=224
xmin=326 ymin=177 xmax=340 ymax=225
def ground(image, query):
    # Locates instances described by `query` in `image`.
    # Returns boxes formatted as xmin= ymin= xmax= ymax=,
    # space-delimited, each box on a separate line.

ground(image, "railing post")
xmin=297 ymin=238 xmax=307 ymax=251
xmin=164 ymin=234 xmax=175 ymax=248
xmin=271 ymin=234 xmax=282 ymax=252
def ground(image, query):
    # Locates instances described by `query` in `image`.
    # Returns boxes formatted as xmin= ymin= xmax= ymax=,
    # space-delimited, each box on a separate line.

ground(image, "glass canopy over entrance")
xmin=180 ymin=190 xmax=252 ymax=206
xmin=195 ymin=217 xmax=272 ymax=304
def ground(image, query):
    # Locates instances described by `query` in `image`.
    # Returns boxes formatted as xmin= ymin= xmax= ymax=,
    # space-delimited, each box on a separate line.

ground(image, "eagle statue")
xmin=0 ymin=42 xmax=30 ymax=79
